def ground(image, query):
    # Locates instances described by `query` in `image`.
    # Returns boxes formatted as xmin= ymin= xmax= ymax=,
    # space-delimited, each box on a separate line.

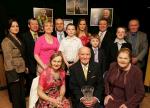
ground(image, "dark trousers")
xmin=25 ymin=72 xmax=36 ymax=96
xmin=65 ymin=61 xmax=74 ymax=98
xmin=8 ymin=73 xmax=26 ymax=108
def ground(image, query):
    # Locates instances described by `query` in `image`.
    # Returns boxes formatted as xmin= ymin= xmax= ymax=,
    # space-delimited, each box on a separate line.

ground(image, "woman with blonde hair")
xmin=34 ymin=21 xmax=59 ymax=75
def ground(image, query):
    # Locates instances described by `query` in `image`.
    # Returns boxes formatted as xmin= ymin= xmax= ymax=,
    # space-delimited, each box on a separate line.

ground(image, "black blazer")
xmin=90 ymin=47 xmax=106 ymax=75
xmin=69 ymin=61 xmax=104 ymax=108
xmin=20 ymin=31 xmax=38 ymax=75
xmin=98 ymin=30 xmax=115 ymax=70
xmin=51 ymin=31 xmax=67 ymax=38
xmin=109 ymin=42 xmax=132 ymax=64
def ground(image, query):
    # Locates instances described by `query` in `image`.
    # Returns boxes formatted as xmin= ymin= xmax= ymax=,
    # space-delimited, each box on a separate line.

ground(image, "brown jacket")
xmin=105 ymin=62 xmax=145 ymax=108
xmin=1 ymin=34 xmax=25 ymax=73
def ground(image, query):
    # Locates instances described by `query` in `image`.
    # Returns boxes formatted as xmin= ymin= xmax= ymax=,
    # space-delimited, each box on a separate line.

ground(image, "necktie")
xmin=33 ymin=33 xmax=38 ymax=41
xmin=83 ymin=65 xmax=88 ymax=80
xmin=94 ymin=48 xmax=99 ymax=63
xmin=59 ymin=33 xmax=63 ymax=42
xmin=99 ymin=32 xmax=103 ymax=37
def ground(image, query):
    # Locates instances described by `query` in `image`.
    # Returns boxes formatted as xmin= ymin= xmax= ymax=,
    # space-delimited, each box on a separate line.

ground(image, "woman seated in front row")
xmin=104 ymin=48 xmax=144 ymax=108
xmin=36 ymin=51 xmax=70 ymax=108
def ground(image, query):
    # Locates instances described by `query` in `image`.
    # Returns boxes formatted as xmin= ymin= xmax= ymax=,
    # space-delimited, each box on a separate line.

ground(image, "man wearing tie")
xmin=97 ymin=19 xmax=115 ymax=69
xmin=20 ymin=18 xmax=39 ymax=96
xmin=69 ymin=47 xmax=104 ymax=108
xmin=52 ymin=18 xmax=67 ymax=43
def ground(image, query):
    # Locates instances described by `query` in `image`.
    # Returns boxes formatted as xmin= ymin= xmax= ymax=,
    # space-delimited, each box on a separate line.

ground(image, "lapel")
xmin=135 ymin=32 xmax=140 ymax=51
xmin=28 ymin=31 xmax=35 ymax=44
xmin=87 ymin=62 xmax=94 ymax=82
xmin=113 ymin=43 xmax=119 ymax=52
xmin=75 ymin=61 xmax=86 ymax=83
xmin=7 ymin=34 xmax=25 ymax=59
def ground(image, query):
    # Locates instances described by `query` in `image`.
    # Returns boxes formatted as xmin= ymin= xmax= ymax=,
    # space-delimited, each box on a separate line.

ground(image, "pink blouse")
xmin=39 ymin=68 xmax=65 ymax=91
xmin=34 ymin=35 xmax=59 ymax=64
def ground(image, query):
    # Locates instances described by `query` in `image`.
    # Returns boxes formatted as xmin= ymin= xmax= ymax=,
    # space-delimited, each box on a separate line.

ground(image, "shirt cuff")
xmin=94 ymin=97 xmax=100 ymax=103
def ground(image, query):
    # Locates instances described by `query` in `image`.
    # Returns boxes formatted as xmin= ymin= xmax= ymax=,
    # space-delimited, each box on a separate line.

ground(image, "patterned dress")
xmin=36 ymin=68 xmax=70 ymax=108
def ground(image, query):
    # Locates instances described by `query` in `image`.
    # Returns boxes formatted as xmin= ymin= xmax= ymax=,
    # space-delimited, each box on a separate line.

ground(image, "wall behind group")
xmin=0 ymin=0 xmax=149 ymax=43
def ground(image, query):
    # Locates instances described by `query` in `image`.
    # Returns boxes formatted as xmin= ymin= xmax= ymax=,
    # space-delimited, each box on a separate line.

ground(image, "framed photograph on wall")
xmin=66 ymin=0 xmax=88 ymax=15
xmin=33 ymin=7 xmax=53 ymax=32
xmin=63 ymin=19 xmax=73 ymax=30
xmin=90 ymin=8 xmax=113 ymax=27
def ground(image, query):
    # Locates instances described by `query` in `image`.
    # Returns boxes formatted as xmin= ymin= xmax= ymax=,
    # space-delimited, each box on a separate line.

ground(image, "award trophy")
xmin=81 ymin=85 xmax=94 ymax=101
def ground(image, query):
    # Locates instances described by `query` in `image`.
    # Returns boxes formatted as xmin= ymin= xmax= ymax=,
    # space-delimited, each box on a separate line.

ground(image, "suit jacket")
xmin=126 ymin=31 xmax=148 ymax=68
xmin=20 ymin=31 xmax=38 ymax=74
xmin=52 ymin=31 xmax=67 ymax=38
xmin=98 ymin=30 xmax=115 ymax=70
xmin=1 ymin=34 xmax=26 ymax=83
xmin=90 ymin=47 xmax=106 ymax=75
xmin=69 ymin=61 xmax=104 ymax=108
xmin=109 ymin=41 xmax=132 ymax=64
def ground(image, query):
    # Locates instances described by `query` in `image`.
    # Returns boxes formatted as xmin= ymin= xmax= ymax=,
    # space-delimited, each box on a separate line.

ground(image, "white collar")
xmin=114 ymin=38 xmax=126 ymax=44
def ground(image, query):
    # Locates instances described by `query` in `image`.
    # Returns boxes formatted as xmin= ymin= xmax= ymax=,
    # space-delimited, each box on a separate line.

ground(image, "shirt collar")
xmin=66 ymin=35 xmax=76 ymax=39
xmin=81 ymin=63 xmax=89 ymax=68
xmin=30 ymin=30 xmax=38 ymax=36
xmin=114 ymin=38 xmax=126 ymax=44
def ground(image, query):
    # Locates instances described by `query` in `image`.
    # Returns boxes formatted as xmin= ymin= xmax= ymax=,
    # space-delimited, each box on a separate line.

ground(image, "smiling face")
xmin=98 ymin=19 xmax=108 ymax=32
xmin=55 ymin=19 xmax=64 ymax=32
xmin=44 ymin=21 xmax=53 ymax=34
xmin=28 ymin=19 xmax=39 ymax=32
xmin=51 ymin=56 xmax=63 ymax=71
xmin=9 ymin=21 xmax=19 ymax=35
xmin=117 ymin=51 xmax=131 ymax=69
xmin=79 ymin=47 xmax=91 ymax=65
xmin=116 ymin=27 xmax=126 ymax=40
xmin=103 ymin=9 xmax=110 ymax=19
xmin=78 ymin=20 xmax=86 ymax=31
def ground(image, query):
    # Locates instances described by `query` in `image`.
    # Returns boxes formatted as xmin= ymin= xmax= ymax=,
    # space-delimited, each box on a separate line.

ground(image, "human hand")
xmin=119 ymin=104 xmax=127 ymax=108
xmin=104 ymin=95 xmax=114 ymax=105
xmin=81 ymin=97 xmax=98 ymax=108
xmin=51 ymin=98 xmax=63 ymax=108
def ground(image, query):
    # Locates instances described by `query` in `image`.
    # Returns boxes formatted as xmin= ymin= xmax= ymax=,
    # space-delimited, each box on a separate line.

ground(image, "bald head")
xmin=55 ymin=18 xmax=64 ymax=32
xmin=79 ymin=47 xmax=91 ymax=65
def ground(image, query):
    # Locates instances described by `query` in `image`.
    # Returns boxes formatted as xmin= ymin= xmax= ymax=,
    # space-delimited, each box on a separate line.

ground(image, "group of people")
xmin=1 ymin=17 xmax=149 ymax=108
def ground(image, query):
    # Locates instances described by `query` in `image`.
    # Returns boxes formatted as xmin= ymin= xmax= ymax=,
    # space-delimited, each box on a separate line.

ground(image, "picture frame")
xmin=33 ymin=7 xmax=53 ymax=32
xmin=66 ymin=0 xmax=88 ymax=15
xmin=90 ymin=8 xmax=113 ymax=27
xmin=63 ymin=19 xmax=74 ymax=30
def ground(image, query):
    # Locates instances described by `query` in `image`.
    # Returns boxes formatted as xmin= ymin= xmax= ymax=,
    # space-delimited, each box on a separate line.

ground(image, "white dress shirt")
xmin=59 ymin=36 xmax=83 ymax=62
xmin=114 ymin=38 xmax=126 ymax=50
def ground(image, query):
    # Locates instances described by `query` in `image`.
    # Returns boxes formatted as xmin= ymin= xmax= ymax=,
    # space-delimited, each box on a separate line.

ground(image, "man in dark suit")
xmin=52 ymin=18 xmax=67 ymax=43
xmin=69 ymin=47 xmax=104 ymax=108
xmin=20 ymin=18 xmax=39 ymax=96
xmin=98 ymin=19 xmax=115 ymax=69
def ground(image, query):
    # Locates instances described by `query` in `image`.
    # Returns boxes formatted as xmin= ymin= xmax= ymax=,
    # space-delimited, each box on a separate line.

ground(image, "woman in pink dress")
xmin=34 ymin=21 xmax=59 ymax=74
xmin=76 ymin=19 xmax=90 ymax=46
xmin=36 ymin=51 xmax=70 ymax=108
